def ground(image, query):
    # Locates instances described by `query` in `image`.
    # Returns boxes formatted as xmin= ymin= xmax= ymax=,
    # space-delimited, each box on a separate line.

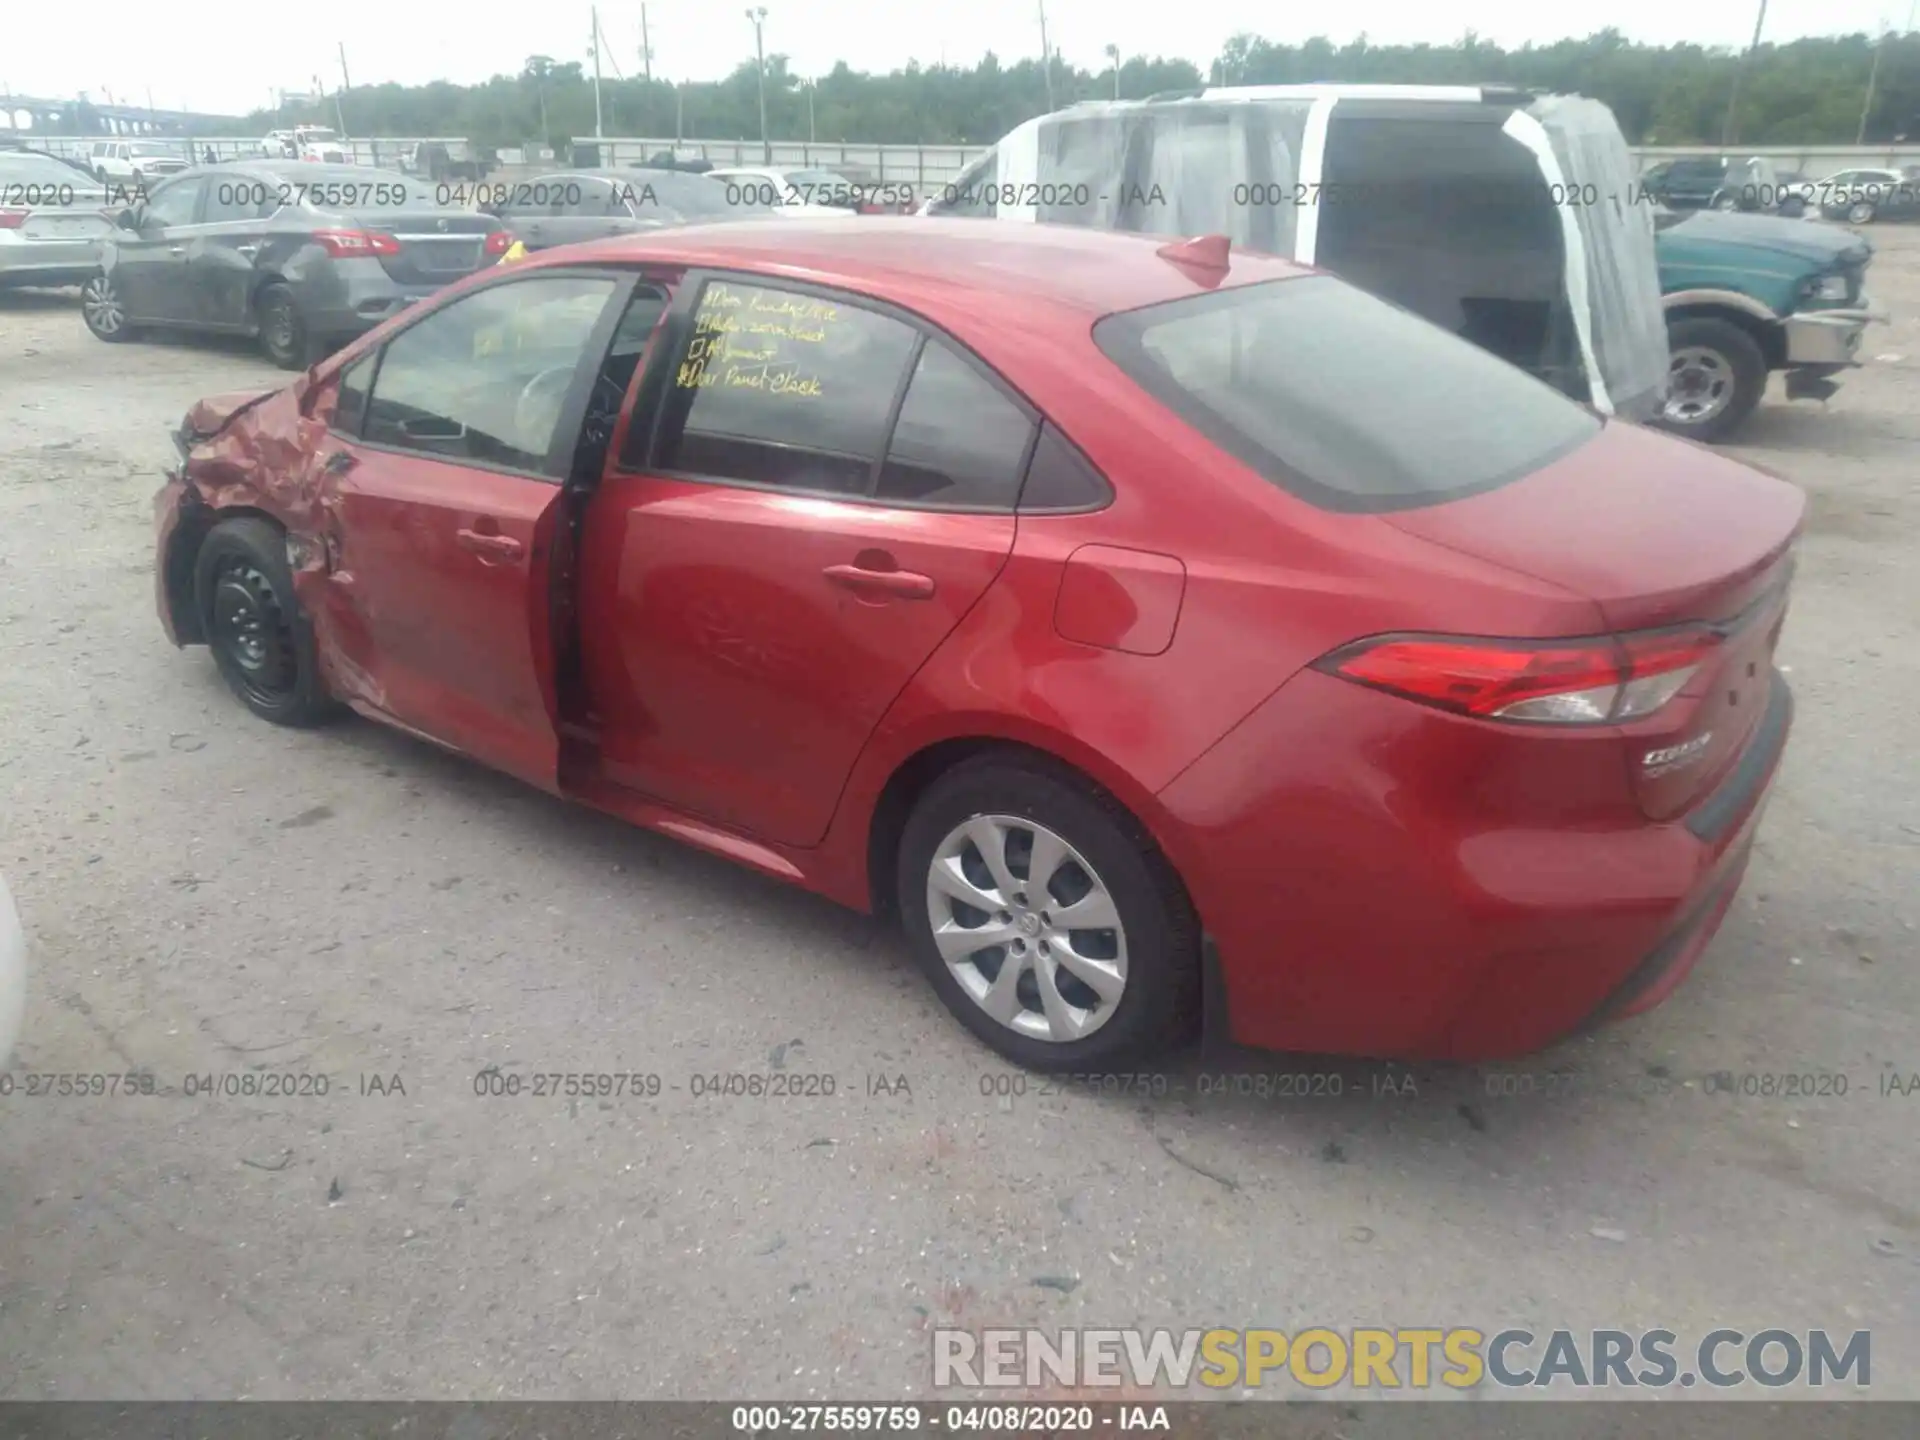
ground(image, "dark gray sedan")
xmin=80 ymin=161 xmax=511 ymax=369
xmin=480 ymin=168 xmax=775 ymax=252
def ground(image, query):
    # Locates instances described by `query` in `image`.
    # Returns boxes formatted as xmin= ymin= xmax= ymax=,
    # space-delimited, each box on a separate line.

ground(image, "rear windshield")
xmin=1092 ymin=275 xmax=1602 ymax=513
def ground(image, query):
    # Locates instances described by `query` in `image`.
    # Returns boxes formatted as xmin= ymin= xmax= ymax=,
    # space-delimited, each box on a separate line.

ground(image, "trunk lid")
xmin=355 ymin=209 xmax=497 ymax=286
xmin=1385 ymin=420 xmax=1803 ymax=819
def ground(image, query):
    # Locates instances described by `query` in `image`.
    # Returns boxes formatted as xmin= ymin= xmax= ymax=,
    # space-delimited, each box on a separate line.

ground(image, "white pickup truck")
xmin=260 ymin=127 xmax=352 ymax=163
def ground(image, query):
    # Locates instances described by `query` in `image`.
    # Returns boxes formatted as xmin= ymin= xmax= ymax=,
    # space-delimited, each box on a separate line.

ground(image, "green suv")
xmin=1654 ymin=207 xmax=1879 ymax=441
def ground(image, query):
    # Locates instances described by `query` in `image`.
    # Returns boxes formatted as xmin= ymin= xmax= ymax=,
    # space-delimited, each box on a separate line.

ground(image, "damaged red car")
xmin=155 ymin=219 xmax=1802 ymax=1070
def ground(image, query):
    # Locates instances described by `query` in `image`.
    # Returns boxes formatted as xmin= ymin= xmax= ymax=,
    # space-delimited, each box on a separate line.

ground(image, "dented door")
xmin=309 ymin=271 xmax=632 ymax=790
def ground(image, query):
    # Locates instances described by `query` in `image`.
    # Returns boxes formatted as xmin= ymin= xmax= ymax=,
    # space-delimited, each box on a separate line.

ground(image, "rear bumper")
xmin=290 ymin=261 xmax=449 ymax=341
xmin=1158 ymin=668 xmax=1794 ymax=1062
xmin=0 ymin=234 xmax=103 ymax=287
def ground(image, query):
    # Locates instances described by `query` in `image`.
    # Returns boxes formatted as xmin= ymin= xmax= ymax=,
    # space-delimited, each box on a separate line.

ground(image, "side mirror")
xmin=114 ymin=208 xmax=141 ymax=231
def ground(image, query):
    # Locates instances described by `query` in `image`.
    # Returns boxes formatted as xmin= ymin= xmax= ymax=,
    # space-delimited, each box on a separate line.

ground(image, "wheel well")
xmin=1667 ymin=303 xmax=1785 ymax=372
xmin=164 ymin=505 xmax=286 ymax=645
xmin=864 ymin=737 xmax=1182 ymax=923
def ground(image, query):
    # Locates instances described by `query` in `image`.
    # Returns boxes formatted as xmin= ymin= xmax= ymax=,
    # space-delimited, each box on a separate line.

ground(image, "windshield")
xmin=1094 ymin=276 xmax=1601 ymax=513
xmin=0 ymin=153 xmax=94 ymax=187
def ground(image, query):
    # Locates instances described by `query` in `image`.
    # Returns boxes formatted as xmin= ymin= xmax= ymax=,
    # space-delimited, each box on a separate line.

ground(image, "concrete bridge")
xmin=0 ymin=94 xmax=245 ymax=138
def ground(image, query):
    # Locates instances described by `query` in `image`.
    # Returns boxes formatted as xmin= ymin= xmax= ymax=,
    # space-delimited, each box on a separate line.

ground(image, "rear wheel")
xmin=897 ymin=753 xmax=1199 ymax=1070
xmin=80 ymin=271 xmax=137 ymax=343
xmin=192 ymin=517 xmax=338 ymax=727
xmin=256 ymin=283 xmax=315 ymax=370
xmin=1656 ymin=316 xmax=1768 ymax=444
xmin=1846 ymin=200 xmax=1877 ymax=225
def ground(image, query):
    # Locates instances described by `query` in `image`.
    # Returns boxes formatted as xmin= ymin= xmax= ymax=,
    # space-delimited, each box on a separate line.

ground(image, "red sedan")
xmin=154 ymin=218 xmax=1801 ymax=1070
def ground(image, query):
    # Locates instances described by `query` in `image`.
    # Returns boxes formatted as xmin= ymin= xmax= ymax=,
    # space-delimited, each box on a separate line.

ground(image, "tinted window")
xmin=558 ymin=177 xmax=619 ymax=216
xmin=1093 ymin=276 xmax=1601 ymax=513
xmin=877 ymin=341 xmax=1035 ymax=507
xmin=1318 ymin=114 xmax=1566 ymax=379
xmin=626 ymin=172 xmax=763 ymax=219
xmin=143 ymin=178 xmax=203 ymax=227
xmin=1018 ymin=424 xmax=1112 ymax=512
xmin=333 ymin=354 xmax=375 ymax=436
xmin=202 ymin=179 xmax=271 ymax=224
xmin=656 ymin=279 xmax=918 ymax=495
xmin=363 ymin=276 xmax=617 ymax=473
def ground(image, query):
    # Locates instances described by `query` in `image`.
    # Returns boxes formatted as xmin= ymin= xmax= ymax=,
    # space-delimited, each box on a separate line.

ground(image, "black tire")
xmin=256 ymin=282 xmax=315 ymax=370
xmin=79 ymin=271 xmax=138 ymax=344
xmin=1655 ymin=315 xmax=1769 ymax=444
xmin=896 ymin=751 xmax=1200 ymax=1071
xmin=192 ymin=517 xmax=339 ymax=727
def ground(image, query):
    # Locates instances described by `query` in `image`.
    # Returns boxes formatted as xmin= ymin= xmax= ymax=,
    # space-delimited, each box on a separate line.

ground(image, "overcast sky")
xmin=6 ymin=0 xmax=1917 ymax=120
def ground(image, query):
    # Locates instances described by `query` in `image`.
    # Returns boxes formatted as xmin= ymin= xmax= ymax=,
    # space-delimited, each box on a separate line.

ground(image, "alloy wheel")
xmin=81 ymin=275 xmax=124 ymax=336
xmin=1664 ymin=345 xmax=1734 ymax=426
xmin=923 ymin=814 xmax=1128 ymax=1043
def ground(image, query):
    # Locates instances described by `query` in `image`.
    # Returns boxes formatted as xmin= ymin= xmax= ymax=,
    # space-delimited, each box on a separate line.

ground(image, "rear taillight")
xmin=483 ymin=230 xmax=513 ymax=256
xmin=313 ymin=229 xmax=401 ymax=258
xmin=1318 ymin=626 xmax=1721 ymax=725
xmin=0 ymin=209 xmax=27 ymax=230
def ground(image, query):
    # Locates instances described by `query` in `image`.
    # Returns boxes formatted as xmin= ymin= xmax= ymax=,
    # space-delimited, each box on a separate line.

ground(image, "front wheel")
xmin=192 ymin=517 xmax=338 ymax=726
xmin=1846 ymin=200 xmax=1877 ymax=225
xmin=1655 ymin=316 xmax=1769 ymax=444
xmin=897 ymin=753 xmax=1200 ymax=1070
xmin=80 ymin=271 xmax=137 ymax=343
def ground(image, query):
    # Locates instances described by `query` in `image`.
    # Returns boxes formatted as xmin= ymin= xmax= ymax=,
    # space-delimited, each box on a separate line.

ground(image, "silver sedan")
xmin=0 ymin=151 xmax=120 ymax=289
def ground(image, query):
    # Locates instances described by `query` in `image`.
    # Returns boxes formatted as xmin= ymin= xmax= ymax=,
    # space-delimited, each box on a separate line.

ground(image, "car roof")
xmin=539 ymin=215 xmax=1310 ymax=321
xmin=220 ymin=161 xmax=409 ymax=182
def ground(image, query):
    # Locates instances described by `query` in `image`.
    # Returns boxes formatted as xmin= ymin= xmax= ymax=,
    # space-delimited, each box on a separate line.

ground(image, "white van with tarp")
xmin=925 ymin=85 xmax=1668 ymax=422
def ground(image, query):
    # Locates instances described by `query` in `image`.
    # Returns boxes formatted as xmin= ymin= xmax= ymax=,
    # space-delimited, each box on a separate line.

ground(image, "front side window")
xmin=332 ymin=353 xmax=375 ymax=436
xmin=1094 ymin=276 xmax=1601 ymax=513
xmin=143 ymin=179 xmax=203 ymax=227
xmin=361 ymin=276 xmax=618 ymax=473
xmin=653 ymin=279 xmax=918 ymax=495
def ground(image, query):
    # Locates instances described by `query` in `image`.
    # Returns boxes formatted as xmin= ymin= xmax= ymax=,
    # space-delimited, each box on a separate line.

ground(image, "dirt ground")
xmin=0 ymin=230 xmax=1916 ymax=1402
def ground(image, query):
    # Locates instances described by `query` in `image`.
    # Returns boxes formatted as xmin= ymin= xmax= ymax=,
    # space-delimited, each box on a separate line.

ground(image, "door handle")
xmin=235 ymin=244 xmax=260 ymax=258
xmin=168 ymin=245 xmax=186 ymax=255
xmin=822 ymin=562 xmax=936 ymax=600
xmin=456 ymin=528 xmax=524 ymax=562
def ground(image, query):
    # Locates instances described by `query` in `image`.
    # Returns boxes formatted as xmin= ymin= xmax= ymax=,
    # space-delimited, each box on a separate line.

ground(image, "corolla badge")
xmin=1643 ymin=732 xmax=1714 ymax=776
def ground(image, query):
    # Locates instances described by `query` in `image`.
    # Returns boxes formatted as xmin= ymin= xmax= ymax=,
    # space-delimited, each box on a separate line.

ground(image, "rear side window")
xmin=1093 ymin=276 xmax=1601 ymax=513
xmin=877 ymin=341 xmax=1036 ymax=507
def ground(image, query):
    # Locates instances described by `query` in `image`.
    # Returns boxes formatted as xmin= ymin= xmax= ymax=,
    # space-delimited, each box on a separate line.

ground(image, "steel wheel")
xmin=924 ymin=813 xmax=1128 ymax=1044
xmin=81 ymin=273 xmax=130 ymax=340
xmin=1664 ymin=345 xmax=1735 ymax=426
xmin=208 ymin=557 xmax=298 ymax=708
xmin=1846 ymin=201 xmax=1875 ymax=225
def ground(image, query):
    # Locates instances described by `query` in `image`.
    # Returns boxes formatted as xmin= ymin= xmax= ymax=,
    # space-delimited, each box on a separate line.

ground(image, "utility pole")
xmin=1720 ymin=0 xmax=1769 ymax=147
xmin=590 ymin=6 xmax=605 ymax=139
xmin=676 ymin=82 xmax=685 ymax=144
xmin=1037 ymin=1 xmax=1055 ymax=112
xmin=640 ymin=3 xmax=654 ymax=137
xmin=806 ymin=79 xmax=815 ymax=143
xmin=1105 ymin=44 xmax=1121 ymax=101
xmin=337 ymin=43 xmax=351 ymax=135
xmin=746 ymin=7 xmax=769 ymax=164
xmin=1862 ymin=0 xmax=1920 ymax=144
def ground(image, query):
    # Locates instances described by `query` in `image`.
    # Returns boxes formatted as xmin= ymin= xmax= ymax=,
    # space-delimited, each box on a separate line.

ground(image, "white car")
xmin=0 ymin=875 xmax=24 ymax=1068
xmin=704 ymin=165 xmax=877 ymax=216
xmin=88 ymin=139 xmax=191 ymax=185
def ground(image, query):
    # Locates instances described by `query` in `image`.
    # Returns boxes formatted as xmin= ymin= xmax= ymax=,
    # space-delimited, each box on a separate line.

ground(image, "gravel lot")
xmin=1 ymin=232 xmax=1917 ymax=1402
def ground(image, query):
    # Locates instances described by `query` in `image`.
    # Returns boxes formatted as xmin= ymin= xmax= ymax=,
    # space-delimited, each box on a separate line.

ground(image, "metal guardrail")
xmin=23 ymin=132 xmax=1920 ymax=192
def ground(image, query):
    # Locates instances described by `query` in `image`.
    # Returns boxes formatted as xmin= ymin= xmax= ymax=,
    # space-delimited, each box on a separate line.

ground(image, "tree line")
xmin=247 ymin=30 xmax=1920 ymax=149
